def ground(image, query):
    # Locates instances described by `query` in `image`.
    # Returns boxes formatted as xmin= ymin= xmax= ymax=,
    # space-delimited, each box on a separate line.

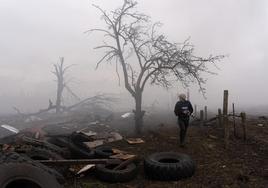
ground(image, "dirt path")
xmin=68 ymin=122 xmax=267 ymax=188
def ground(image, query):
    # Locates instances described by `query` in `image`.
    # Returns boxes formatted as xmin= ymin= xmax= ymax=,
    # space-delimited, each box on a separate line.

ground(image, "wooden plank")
xmin=37 ymin=159 xmax=121 ymax=166
xmin=126 ymin=138 xmax=145 ymax=144
xmin=110 ymin=154 xmax=136 ymax=160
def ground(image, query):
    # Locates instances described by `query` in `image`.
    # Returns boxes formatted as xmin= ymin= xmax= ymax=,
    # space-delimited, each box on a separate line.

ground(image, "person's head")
xmin=178 ymin=93 xmax=187 ymax=101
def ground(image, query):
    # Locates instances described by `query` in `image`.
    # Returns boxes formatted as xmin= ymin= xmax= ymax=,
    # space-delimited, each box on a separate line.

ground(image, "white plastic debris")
xmin=1 ymin=125 xmax=19 ymax=134
xmin=25 ymin=116 xmax=42 ymax=123
xmin=121 ymin=112 xmax=133 ymax=119
xmin=105 ymin=132 xmax=123 ymax=143
xmin=76 ymin=164 xmax=95 ymax=175
xmin=89 ymin=121 xmax=99 ymax=125
xmin=81 ymin=130 xmax=97 ymax=137
xmin=84 ymin=140 xmax=104 ymax=148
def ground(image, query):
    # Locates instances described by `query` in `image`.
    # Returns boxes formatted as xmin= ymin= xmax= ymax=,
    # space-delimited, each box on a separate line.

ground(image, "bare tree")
xmin=89 ymin=0 xmax=224 ymax=133
xmin=52 ymin=57 xmax=74 ymax=113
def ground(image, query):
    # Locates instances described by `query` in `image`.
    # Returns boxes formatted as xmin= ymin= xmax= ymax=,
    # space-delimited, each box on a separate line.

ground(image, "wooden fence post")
xmin=223 ymin=90 xmax=229 ymax=148
xmin=218 ymin=108 xmax=222 ymax=127
xmin=241 ymin=112 xmax=247 ymax=141
xmin=232 ymin=103 xmax=237 ymax=137
xmin=204 ymin=106 xmax=208 ymax=121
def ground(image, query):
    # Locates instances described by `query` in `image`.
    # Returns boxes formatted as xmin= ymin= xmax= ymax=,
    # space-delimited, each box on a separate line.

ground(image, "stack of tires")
xmin=94 ymin=145 xmax=139 ymax=183
xmin=0 ymin=152 xmax=64 ymax=188
xmin=47 ymin=132 xmax=95 ymax=159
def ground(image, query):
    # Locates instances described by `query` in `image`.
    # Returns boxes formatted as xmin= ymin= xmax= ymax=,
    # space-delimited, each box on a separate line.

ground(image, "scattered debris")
xmin=258 ymin=116 xmax=267 ymax=120
xmin=25 ymin=116 xmax=42 ymax=123
xmin=84 ymin=140 xmax=105 ymax=148
xmin=76 ymin=164 xmax=95 ymax=176
xmin=110 ymin=153 xmax=136 ymax=160
xmin=80 ymin=130 xmax=97 ymax=137
xmin=126 ymin=138 xmax=145 ymax=144
xmin=89 ymin=121 xmax=99 ymax=125
xmin=208 ymin=134 xmax=218 ymax=139
xmin=1 ymin=124 xmax=19 ymax=134
xmin=121 ymin=112 xmax=133 ymax=119
xmin=257 ymin=124 xmax=264 ymax=127
xmin=112 ymin=148 xmax=127 ymax=154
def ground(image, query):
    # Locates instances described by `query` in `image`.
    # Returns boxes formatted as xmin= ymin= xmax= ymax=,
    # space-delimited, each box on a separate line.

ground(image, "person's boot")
xmin=180 ymin=141 xmax=186 ymax=147
xmin=180 ymin=131 xmax=186 ymax=147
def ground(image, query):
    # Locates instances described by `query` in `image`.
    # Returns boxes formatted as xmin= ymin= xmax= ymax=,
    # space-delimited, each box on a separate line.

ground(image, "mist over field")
xmin=0 ymin=0 xmax=267 ymax=115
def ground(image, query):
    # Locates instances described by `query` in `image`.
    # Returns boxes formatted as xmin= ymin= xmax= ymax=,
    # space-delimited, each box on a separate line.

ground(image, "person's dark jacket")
xmin=174 ymin=100 xmax=193 ymax=119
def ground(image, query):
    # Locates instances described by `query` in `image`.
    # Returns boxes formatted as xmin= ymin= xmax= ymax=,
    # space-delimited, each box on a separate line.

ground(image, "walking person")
xmin=174 ymin=94 xmax=193 ymax=147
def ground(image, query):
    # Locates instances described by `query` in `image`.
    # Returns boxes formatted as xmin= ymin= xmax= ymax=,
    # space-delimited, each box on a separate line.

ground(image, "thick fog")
xmin=0 ymin=0 xmax=267 ymax=114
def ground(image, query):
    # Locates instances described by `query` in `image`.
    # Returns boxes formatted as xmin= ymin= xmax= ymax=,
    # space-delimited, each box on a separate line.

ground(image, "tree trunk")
xmin=56 ymin=82 xmax=64 ymax=114
xmin=134 ymin=92 xmax=145 ymax=134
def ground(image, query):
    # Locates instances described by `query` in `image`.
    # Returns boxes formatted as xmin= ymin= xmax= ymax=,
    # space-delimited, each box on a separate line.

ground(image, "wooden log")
xmin=241 ymin=112 xmax=247 ymax=141
xmin=37 ymin=159 xmax=121 ymax=166
xmin=223 ymin=90 xmax=229 ymax=149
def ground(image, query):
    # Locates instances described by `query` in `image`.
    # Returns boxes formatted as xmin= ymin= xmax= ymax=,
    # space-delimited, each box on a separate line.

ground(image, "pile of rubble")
xmin=0 ymin=123 xmax=196 ymax=188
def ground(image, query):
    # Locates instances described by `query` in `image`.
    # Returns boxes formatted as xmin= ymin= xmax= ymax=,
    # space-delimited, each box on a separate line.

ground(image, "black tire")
xmin=22 ymin=147 xmax=68 ymax=175
xmin=48 ymin=136 xmax=94 ymax=159
xmin=95 ymin=160 xmax=138 ymax=183
xmin=24 ymin=147 xmax=64 ymax=161
xmin=46 ymin=137 xmax=71 ymax=158
xmin=68 ymin=140 xmax=95 ymax=159
xmin=70 ymin=132 xmax=91 ymax=143
xmin=47 ymin=137 xmax=70 ymax=148
xmin=144 ymin=152 xmax=196 ymax=181
xmin=0 ymin=152 xmax=63 ymax=188
xmin=95 ymin=146 xmax=114 ymax=158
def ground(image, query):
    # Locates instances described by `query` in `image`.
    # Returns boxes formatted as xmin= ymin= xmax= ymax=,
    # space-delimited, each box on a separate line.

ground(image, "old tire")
xmin=24 ymin=147 xmax=63 ymax=160
xmin=70 ymin=132 xmax=91 ymax=143
xmin=49 ymin=136 xmax=94 ymax=159
xmin=0 ymin=152 xmax=63 ymax=188
xmin=95 ymin=160 xmax=138 ymax=182
xmin=23 ymin=147 xmax=68 ymax=175
xmin=47 ymin=137 xmax=70 ymax=148
xmin=95 ymin=146 xmax=114 ymax=158
xmin=68 ymin=141 xmax=95 ymax=159
xmin=144 ymin=152 xmax=196 ymax=181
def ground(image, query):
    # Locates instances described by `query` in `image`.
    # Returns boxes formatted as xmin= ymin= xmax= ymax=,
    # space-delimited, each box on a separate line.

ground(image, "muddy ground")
xmin=1 ymin=110 xmax=267 ymax=188
xmin=60 ymin=112 xmax=268 ymax=188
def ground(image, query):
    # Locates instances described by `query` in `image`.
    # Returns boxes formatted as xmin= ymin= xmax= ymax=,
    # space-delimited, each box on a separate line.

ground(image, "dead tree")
xmin=52 ymin=57 xmax=75 ymax=113
xmin=89 ymin=0 xmax=224 ymax=133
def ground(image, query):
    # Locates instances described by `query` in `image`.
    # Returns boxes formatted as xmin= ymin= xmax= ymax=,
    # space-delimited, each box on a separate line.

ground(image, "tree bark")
xmin=134 ymin=91 xmax=144 ymax=134
xmin=56 ymin=81 xmax=64 ymax=114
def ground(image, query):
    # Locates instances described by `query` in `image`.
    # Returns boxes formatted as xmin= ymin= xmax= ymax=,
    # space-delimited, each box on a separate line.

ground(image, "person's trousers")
xmin=178 ymin=117 xmax=189 ymax=144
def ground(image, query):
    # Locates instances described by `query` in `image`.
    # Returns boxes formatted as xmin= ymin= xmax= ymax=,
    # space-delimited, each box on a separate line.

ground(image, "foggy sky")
xmin=0 ymin=0 xmax=268 ymax=114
